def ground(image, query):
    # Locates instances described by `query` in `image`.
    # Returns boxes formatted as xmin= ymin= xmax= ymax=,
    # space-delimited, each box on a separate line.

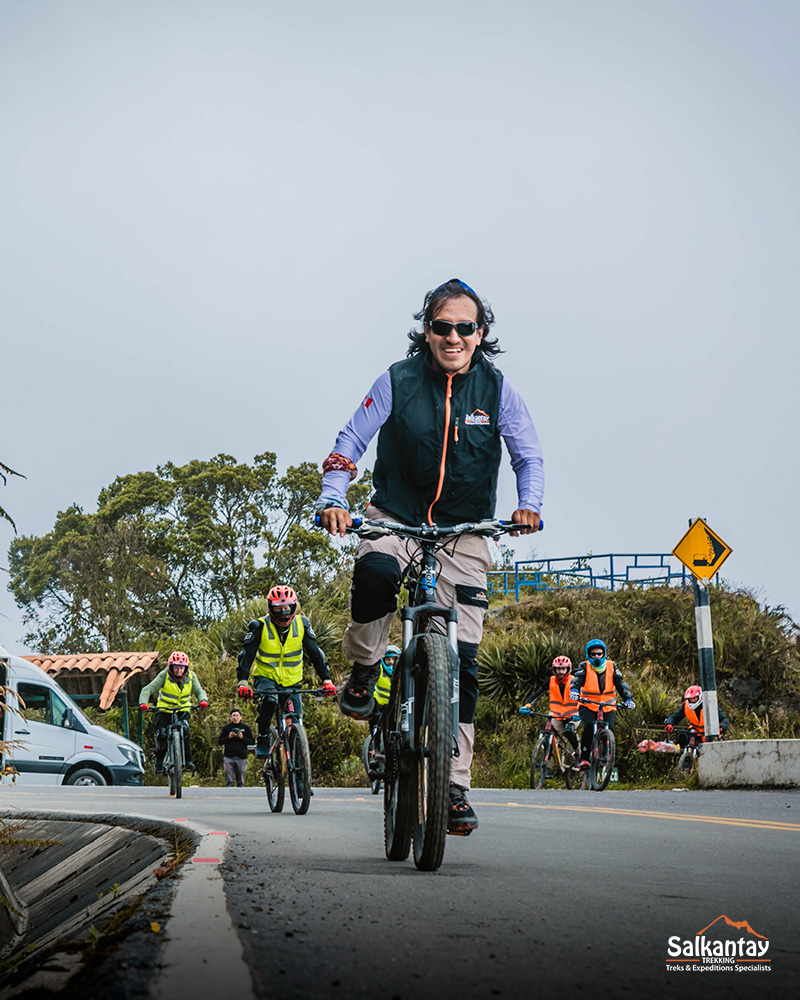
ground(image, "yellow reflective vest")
xmin=156 ymin=674 xmax=195 ymax=712
xmin=374 ymin=664 xmax=392 ymax=707
xmin=253 ymin=616 xmax=305 ymax=686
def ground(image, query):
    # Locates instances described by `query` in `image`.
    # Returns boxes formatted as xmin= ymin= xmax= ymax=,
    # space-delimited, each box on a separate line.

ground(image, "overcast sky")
xmin=2 ymin=0 xmax=799 ymax=653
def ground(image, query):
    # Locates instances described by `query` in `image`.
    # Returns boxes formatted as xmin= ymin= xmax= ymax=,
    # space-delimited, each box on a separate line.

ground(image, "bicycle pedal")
xmin=447 ymin=827 xmax=473 ymax=837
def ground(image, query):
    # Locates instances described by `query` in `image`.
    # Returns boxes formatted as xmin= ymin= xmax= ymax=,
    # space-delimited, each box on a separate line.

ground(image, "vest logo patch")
xmin=465 ymin=408 xmax=490 ymax=425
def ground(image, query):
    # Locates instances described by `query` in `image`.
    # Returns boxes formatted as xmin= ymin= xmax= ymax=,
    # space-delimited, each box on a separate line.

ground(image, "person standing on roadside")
xmin=218 ymin=709 xmax=254 ymax=787
xmin=317 ymin=277 xmax=544 ymax=834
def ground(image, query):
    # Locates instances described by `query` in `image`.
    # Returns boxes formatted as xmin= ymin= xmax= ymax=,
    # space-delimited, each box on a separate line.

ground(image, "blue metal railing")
xmin=487 ymin=553 xmax=688 ymax=601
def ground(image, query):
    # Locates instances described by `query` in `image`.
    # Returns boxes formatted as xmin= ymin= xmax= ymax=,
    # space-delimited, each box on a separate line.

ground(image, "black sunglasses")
xmin=429 ymin=319 xmax=481 ymax=338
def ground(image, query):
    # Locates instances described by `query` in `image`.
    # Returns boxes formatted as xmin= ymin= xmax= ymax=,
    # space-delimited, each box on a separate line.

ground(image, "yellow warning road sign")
xmin=672 ymin=519 xmax=732 ymax=584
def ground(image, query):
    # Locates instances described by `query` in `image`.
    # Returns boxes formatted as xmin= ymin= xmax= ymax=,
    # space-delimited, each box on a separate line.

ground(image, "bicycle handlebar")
xmin=314 ymin=514 xmax=543 ymax=540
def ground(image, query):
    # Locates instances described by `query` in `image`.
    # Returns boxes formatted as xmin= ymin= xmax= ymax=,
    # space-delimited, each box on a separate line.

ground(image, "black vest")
xmin=371 ymin=352 xmax=503 ymax=525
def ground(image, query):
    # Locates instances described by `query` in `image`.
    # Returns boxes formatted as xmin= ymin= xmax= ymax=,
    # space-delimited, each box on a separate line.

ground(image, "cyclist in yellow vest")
xmin=665 ymin=685 xmax=729 ymax=744
xmin=139 ymin=650 xmax=208 ymax=772
xmin=569 ymin=639 xmax=635 ymax=769
xmin=370 ymin=644 xmax=400 ymax=726
xmin=521 ymin=655 xmax=580 ymax=757
xmin=236 ymin=585 xmax=336 ymax=755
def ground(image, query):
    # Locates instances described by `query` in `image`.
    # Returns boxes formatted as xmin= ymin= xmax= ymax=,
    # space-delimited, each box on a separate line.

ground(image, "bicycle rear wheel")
xmin=530 ymin=735 xmax=552 ymax=789
xmin=384 ymin=669 xmax=412 ymax=861
xmin=561 ymin=739 xmax=578 ymax=789
xmin=590 ymin=728 xmax=616 ymax=791
xmin=411 ymin=633 xmax=451 ymax=871
xmin=287 ymin=725 xmax=313 ymax=814
xmin=170 ymin=729 xmax=183 ymax=799
xmin=263 ymin=727 xmax=285 ymax=812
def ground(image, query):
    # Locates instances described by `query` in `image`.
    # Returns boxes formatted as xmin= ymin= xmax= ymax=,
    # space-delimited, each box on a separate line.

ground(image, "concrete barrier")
xmin=698 ymin=738 xmax=800 ymax=788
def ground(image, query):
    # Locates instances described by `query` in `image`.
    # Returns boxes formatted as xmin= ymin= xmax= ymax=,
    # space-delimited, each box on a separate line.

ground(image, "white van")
xmin=0 ymin=645 xmax=145 ymax=786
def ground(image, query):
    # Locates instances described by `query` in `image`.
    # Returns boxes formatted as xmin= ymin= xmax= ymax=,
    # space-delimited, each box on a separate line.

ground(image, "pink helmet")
xmin=267 ymin=585 xmax=298 ymax=627
xmin=684 ymin=685 xmax=702 ymax=709
xmin=552 ymin=655 xmax=572 ymax=674
xmin=167 ymin=650 xmax=190 ymax=679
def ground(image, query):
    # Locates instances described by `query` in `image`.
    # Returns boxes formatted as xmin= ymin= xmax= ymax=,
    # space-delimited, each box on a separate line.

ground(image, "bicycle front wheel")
xmin=590 ymin=728 xmax=616 ymax=791
xmin=263 ymin=727 xmax=284 ymax=812
xmin=287 ymin=725 xmax=313 ymax=814
xmin=530 ymin=735 xmax=552 ymax=789
xmin=170 ymin=729 xmax=183 ymax=799
xmin=411 ymin=632 xmax=451 ymax=872
xmin=677 ymin=748 xmax=695 ymax=776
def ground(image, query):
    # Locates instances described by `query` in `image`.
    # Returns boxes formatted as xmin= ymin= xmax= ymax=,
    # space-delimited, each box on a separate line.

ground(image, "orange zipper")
xmin=427 ymin=373 xmax=454 ymax=525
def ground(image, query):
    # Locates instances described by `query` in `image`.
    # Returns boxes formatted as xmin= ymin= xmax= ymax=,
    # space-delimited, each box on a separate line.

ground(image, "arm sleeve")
xmin=717 ymin=707 xmax=730 ymax=731
xmin=139 ymin=669 xmax=167 ymax=704
xmin=664 ymin=708 xmax=686 ymax=727
xmin=527 ymin=682 xmax=548 ymax=704
xmin=301 ymin=617 xmax=330 ymax=681
xmin=191 ymin=673 xmax=208 ymax=702
xmin=498 ymin=377 xmax=545 ymax=513
xmin=613 ymin=667 xmax=632 ymax=701
xmin=218 ymin=726 xmax=230 ymax=746
xmin=570 ymin=666 xmax=586 ymax=698
xmin=317 ymin=371 xmax=393 ymax=510
xmin=237 ymin=620 xmax=263 ymax=682
xmin=242 ymin=724 xmax=255 ymax=743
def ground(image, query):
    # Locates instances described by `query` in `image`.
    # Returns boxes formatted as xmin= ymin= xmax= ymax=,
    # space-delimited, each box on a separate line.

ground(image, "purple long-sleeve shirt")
xmin=318 ymin=368 xmax=544 ymax=514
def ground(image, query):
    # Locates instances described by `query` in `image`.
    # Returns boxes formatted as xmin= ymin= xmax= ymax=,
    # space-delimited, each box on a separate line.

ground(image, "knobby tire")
xmin=170 ymin=728 xmax=183 ymax=799
xmin=590 ymin=728 xmax=615 ymax=791
xmin=384 ymin=667 xmax=412 ymax=862
xmin=530 ymin=735 xmax=551 ymax=789
xmin=264 ymin=726 xmax=285 ymax=812
xmin=677 ymin=748 xmax=696 ymax=776
xmin=411 ymin=633 xmax=451 ymax=871
xmin=287 ymin=724 xmax=313 ymax=814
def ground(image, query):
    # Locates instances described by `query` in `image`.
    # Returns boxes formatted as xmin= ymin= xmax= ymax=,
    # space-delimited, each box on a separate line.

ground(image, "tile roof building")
xmin=23 ymin=652 xmax=161 ymax=711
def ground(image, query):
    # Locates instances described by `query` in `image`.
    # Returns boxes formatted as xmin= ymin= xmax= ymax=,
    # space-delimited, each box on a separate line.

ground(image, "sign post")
xmin=672 ymin=519 xmax=732 ymax=741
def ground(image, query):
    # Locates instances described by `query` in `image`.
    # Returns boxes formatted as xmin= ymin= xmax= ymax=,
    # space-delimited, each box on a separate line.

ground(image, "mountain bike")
xmin=345 ymin=516 xmax=524 ymax=871
xmin=252 ymin=688 xmax=324 ymax=815
xmin=673 ymin=727 xmax=702 ymax=776
xmin=518 ymin=708 xmax=580 ymax=788
xmin=362 ymin=712 xmax=385 ymax=795
xmin=163 ymin=705 xmax=202 ymax=800
xmin=577 ymin=697 xmax=628 ymax=791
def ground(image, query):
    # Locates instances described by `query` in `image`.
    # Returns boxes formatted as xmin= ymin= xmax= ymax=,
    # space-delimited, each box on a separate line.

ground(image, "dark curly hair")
xmin=406 ymin=278 xmax=502 ymax=363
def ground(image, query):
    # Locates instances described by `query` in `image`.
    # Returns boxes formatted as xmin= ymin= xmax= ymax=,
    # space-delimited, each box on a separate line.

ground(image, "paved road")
xmin=1 ymin=785 xmax=798 ymax=999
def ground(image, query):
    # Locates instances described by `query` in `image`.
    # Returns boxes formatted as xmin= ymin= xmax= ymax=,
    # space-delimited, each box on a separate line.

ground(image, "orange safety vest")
xmin=579 ymin=661 xmax=617 ymax=713
xmin=549 ymin=675 xmax=578 ymax=719
xmin=684 ymin=702 xmax=705 ymax=739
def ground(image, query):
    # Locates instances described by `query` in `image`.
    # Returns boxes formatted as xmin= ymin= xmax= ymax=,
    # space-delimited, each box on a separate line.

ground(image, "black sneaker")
xmin=256 ymin=735 xmax=271 ymax=758
xmin=448 ymin=783 xmax=479 ymax=835
xmin=183 ymin=762 xmax=196 ymax=773
xmin=339 ymin=663 xmax=380 ymax=720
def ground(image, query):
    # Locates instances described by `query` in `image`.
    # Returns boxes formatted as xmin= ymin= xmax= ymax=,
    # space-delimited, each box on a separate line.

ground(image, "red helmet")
xmin=685 ymin=685 xmax=702 ymax=709
xmin=167 ymin=650 xmax=190 ymax=679
xmin=267 ymin=585 xmax=298 ymax=627
xmin=552 ymin=655 xmax=572 ymax=673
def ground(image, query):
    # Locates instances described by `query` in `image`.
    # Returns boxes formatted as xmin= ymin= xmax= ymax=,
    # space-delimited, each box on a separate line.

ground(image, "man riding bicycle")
xmin=317 ymin=277 xmax=544 ymax=834
xmin=521 ymin=655 xmax=580 ymax=757
xmin=139 ymin=650 xmax=208 ymax=772
xmin=237 ymin=585 xmax=336 ymax=755
xmin=665 ymin=685 xmax=729 ymax=745
xmin=570 ymin=640 xmax=634 ymax=769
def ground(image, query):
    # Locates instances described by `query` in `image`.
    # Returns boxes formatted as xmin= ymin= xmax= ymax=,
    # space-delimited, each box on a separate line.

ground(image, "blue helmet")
xmin=585 ymin=639 xmax=607 ymax=669
xmin=382 ymin=645 xmax=401 ymax=676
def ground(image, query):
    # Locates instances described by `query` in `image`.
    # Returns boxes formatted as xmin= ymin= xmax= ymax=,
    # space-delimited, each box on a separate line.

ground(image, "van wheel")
xmin=65 ymin=768 xmax=108 ymax=786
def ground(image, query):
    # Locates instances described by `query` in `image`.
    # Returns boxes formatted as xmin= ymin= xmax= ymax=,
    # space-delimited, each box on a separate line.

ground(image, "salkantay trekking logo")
xmin=666 ymin=915 xmax=770 ymax=974
xmin=464 ymin=408 xmax=490 ymax=425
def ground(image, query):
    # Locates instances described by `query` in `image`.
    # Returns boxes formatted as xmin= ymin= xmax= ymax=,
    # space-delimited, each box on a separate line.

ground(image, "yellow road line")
xmin=483 ymin=801 xmax=800 ymax=832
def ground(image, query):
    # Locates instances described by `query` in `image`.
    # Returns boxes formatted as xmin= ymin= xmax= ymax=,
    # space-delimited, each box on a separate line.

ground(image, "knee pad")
xmin=351 ymin=552 xmax=402 ymax=623
xmin=458 ymin=641 xmax=479 ymax=723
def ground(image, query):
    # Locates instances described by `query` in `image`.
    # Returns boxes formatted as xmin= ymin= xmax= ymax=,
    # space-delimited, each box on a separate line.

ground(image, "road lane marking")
xmin=492 ymin=801 xmax=800 ymax=832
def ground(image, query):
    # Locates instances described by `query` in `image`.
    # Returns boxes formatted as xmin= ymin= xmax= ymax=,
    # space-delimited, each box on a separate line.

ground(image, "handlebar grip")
xmin=314 ymin=513 xmax=361 ymax=528
xmin=518 ymin=706 xmax=532 ymax=714
xmin=500 ymin=518 xmax=544 ymax=532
